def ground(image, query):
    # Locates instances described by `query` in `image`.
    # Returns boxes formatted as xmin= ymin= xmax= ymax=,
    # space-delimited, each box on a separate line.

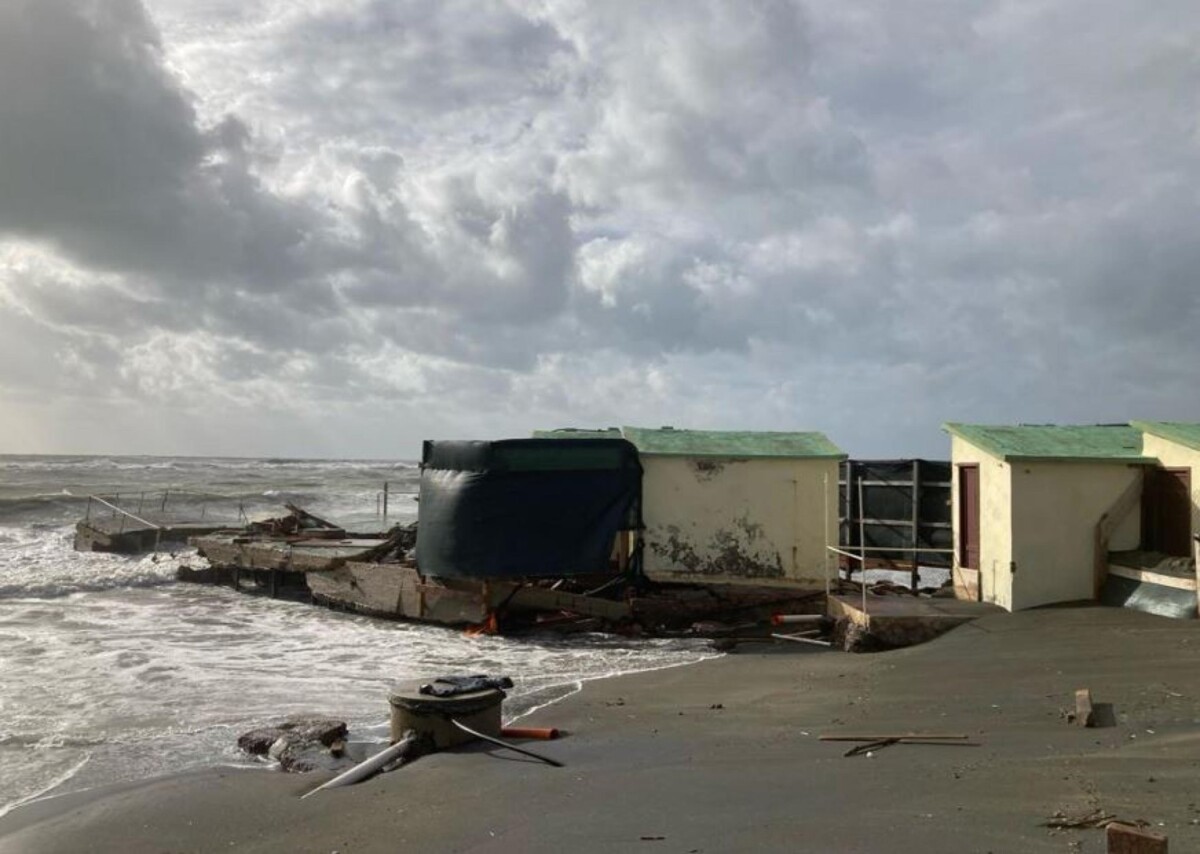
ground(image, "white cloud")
xmin=1 ymin=0 xmax=1199 ymax=457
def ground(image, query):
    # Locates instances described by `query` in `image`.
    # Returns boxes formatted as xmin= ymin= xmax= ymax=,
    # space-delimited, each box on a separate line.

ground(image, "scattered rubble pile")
xmin=247 ymin=505 xmax=346 ymax=539
xmin=237 ymin=717 xmax=353 ymax=773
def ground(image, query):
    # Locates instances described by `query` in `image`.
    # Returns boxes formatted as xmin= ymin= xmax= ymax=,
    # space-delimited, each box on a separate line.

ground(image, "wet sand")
xmin=3 ymin=605 xmax=1199 ymax=853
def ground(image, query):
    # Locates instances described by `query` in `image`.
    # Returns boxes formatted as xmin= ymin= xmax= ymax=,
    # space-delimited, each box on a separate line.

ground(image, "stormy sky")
xmin=1 ymin=0 xmax=1198 ymax=459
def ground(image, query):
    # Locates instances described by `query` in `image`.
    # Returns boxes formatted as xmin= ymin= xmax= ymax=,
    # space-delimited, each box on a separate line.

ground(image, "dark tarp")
xmin=415 ymin=438 xmax=641 ymax=579
xmin=1101 ymin=574 xmax=1198 ymax=620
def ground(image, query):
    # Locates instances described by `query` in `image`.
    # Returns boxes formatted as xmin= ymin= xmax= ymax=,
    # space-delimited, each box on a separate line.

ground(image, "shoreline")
xmin=0 ymin=642 xmax=724 ymax=822
xmin=4 ymin=606 xmax=1200 ymax=852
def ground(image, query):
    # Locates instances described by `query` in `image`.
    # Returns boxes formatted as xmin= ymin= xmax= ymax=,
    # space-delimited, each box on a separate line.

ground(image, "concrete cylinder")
xmin=387 ymin=687 xmax=505 ymax=748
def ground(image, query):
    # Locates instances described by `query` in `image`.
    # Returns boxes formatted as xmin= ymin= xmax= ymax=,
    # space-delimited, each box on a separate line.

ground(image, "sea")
xmin=0 ymin=455 xmax=716 ymax=818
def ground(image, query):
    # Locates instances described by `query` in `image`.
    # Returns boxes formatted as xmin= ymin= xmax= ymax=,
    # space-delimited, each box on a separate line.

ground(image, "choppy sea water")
xmin=0 ymin=455 xmax=716 ymax=818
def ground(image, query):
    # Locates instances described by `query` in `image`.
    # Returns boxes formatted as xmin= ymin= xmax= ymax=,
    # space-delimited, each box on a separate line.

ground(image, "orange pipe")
xmin=501 ymin=726 xmax=560 ymax=740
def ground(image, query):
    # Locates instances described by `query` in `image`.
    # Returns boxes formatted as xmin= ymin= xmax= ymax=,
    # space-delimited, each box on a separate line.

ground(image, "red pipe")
xmin=501 ymin=726 xmax=561 ymax=740
xmin=771 ymin=614 xmax=823 ymax=626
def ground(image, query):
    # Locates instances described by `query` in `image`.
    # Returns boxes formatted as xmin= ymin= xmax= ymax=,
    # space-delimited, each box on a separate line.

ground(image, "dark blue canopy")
xmin=415 ymin=438 xmax=641 ymax=579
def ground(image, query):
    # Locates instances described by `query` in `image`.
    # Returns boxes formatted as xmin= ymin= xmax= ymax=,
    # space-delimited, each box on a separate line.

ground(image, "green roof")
xmin=1132 ymin=421 xmax=1200 ymax=452
xmin=620 ymin=426 xmax=845 ymax=459
xmin=532 ymin=428 xmax=623 ymax=440
xmin=943 ymin=423 xmax=1154 ymax=464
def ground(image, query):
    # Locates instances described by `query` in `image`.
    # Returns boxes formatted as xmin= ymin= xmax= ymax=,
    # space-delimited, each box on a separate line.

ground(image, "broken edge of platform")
xmin=826 ymin=593 xmax=1002 ymax=649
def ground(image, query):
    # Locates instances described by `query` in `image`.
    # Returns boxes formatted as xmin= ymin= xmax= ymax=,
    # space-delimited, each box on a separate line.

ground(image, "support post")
xmin=383 ymin=481 xmax=389 ymax=527
xmin=823 ymin=473 xmax=830 ymax=600
xmin=858 ymin=476 xmax=867 ymax=616
xmin=1093 ymin=469 xmax=1144 ymax=599
xmin=911 ymin=459 xmax=921 ymax=590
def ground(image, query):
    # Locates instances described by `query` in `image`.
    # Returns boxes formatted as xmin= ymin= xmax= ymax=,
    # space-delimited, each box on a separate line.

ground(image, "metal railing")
xmin=826 ymin=545 xmax=956 ymax=617
xmin=84 ymin=494 xmax=165 ymax=550
xmin=82 ymin=483 xmax=414 ymax=539
xmin=83 ymin=488 xmax=226 ymax=526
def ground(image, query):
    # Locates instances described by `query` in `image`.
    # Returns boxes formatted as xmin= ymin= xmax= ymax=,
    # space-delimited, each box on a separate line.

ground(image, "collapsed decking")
xmin=946 ymin=421 xmax=1200 ymax=616
xmin=74 ymin=492 xmax=231 ymax=554
xmin=76 ymin=514 xmax=229 ymax=554
xmin=190 ymin=438 xmax=646 ymax=627
xmin=186 ymin=437 xmax=829 ymax=636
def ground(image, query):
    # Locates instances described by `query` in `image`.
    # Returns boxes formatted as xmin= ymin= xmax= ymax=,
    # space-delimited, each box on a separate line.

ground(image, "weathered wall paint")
xmin=1008 ymin=462 xmax=1141 ymax=611
xmin=1140 ymin=433 xmax=1200 ymax=542
xmin=950 ymin=436 xmax=1013 ymax=609
xmin=639 ymin=455 xmax=838 ymax=587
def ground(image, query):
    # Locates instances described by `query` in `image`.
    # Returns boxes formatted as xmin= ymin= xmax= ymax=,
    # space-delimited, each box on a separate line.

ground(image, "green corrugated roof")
xmin=532 ymin=428 xmax=622 ymax=440
xmin=943 ymin=422 xmax=1154 ymax=463
xmin=620 ymin=426 xmax=845 ymax=459
xmin=1132 ymin=421 xmax=1200 ymax=452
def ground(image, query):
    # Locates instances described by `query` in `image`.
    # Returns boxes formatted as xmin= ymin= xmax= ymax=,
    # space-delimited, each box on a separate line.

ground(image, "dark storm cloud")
xmin=1 ymin=0 xmax=1199 ymax=456
xmin=0 ymin=0 xmax=311 ymax=289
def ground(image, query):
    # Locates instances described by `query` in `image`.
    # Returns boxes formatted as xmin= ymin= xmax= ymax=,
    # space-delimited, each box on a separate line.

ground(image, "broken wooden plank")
xmin=820 ymin=733 xmax=969 ymax=742
xmin=1071 ymin=689 xmax=1117 ymax=728
xmin=841 ymin=737 xmax=979 ymax=757
xmin=1042 ymin=809 xmax=1117 ymax=829
xmin=1075 ymin=688 xmax=1095 ymax=727
xmin=505 ymin=585 xmax=632 ymax=622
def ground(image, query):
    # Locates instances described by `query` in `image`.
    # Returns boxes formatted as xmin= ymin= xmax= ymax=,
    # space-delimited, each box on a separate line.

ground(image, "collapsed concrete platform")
xmin=75 ymin=515 xmax=231 ymax=554
xmin=827 ymin=592 xmax=1003 ymax=647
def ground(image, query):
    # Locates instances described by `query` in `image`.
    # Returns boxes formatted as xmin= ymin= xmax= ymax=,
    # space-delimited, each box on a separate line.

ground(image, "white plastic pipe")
xmin=771 ymin=633 xmax=832 ymax=647
xmin=301 ymin=731 xmax=418 ymax=799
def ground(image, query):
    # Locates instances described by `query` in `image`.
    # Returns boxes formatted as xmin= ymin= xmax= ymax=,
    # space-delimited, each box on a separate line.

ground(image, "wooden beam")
xmin=1094 ymin=469 xmax=1144 ymax=599
xmin=1194 ymin=535 xmax=1200 ymax=617
xmin=507 ymin=586 xmax=632 ymax=621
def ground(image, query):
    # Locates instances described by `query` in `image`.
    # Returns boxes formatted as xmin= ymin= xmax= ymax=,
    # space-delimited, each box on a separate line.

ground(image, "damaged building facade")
xmin=538 ymin=426 xmax=844 ymax=587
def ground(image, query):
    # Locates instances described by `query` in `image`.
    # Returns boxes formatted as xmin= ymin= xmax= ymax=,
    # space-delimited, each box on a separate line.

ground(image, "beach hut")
xmin=944 ymin=423 xmax=1153 ymax=611
xmin=623 ymin=427 xmax=843 ymax=586
xmin=535 ymin=426 xmax=844 ymax=586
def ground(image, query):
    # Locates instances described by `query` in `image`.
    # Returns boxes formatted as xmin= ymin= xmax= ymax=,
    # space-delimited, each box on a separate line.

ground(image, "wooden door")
xmin=1143 ymin=468 xmax=1192 ymax=557
xmin=958 ymin=464 xmax=980 ymax=569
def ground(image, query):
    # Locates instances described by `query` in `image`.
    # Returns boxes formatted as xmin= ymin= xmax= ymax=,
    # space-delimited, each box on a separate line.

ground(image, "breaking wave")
xmin=0 ymin=453 xmax=717 ymax=819
xmin=0 ymin=527 xmax=193 ymax=600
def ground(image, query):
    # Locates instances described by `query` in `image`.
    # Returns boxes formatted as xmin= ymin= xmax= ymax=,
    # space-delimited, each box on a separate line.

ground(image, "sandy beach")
xmin=3 ymin=605 xmax=1198 ymax=853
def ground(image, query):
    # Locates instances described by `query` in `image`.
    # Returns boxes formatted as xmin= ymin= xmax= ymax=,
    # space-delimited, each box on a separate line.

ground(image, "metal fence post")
xmin=857 ymin=477 xmax=867 ymax=615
